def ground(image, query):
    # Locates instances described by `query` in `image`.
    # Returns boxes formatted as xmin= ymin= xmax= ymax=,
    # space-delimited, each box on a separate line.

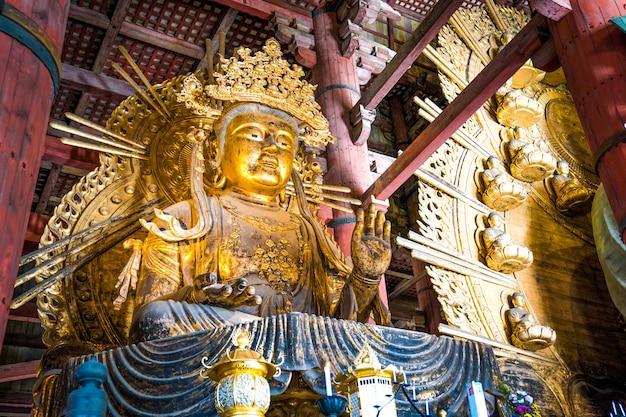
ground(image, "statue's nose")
xmin=262 ymin=130 xmax=278 ymax=149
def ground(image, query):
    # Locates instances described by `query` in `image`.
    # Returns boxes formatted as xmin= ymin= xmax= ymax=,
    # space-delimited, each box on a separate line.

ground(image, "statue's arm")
xmin=112 ymin=201 xmax=197 ymax=308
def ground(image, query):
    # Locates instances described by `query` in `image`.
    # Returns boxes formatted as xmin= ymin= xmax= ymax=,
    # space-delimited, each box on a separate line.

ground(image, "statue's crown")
xmin=178 ymin=38 xmax=333 ymax=147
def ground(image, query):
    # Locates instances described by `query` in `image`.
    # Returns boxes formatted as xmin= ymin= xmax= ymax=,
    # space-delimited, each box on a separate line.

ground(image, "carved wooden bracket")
xmin=338 ymin=19 xmax=362 ymax=58
xmin=350 ymin=104 xmax=377 ymax=146
xmin=270 ymin=12 xmax=317 ymax=68
xmin=355 ymin=39 xmax=396 ymax=89
xmin=336 ymin=0 xmax=400 ymax=58
xmin=337 ymin=0 xmax=401 ymax=26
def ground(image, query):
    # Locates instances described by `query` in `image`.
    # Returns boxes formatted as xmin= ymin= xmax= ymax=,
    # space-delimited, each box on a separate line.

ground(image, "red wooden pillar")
xmin=548 ymin=0 xmax=626 ymax=242
xmin=0 ymin=0 xmax=69 ymax=348
xmin=312 ymin=11 xmax=389 ymax=315
xmin=312 ymin=10 xmax=373 ymax=251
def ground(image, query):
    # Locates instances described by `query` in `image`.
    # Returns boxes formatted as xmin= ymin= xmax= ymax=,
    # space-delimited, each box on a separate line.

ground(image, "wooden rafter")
xmin=35 ymin=164 xmax=62 ymax=215
xmin=42 ymin=134 xmax=99 ymax=172
xmin=60 ymin=63 xmax=135 ymax=101
xmin=118 ymin=21 xmax=205 ymax=59
xmin=359 ymin=13 xmax=550 ymax=202
xmin=68 ymin=3 xmax=111 ymax=28
xmin=196 ymin=8 xmax=240 ymax=72
xmin=212 ymin=0 xmax=311 ymax=22
xmin=354 ymin=0 xmax=464 ymax=118
xmin=73 ymin=0 xmax=133 ymax=117
xmin=0 ymin=361 xmax=40 ymax=384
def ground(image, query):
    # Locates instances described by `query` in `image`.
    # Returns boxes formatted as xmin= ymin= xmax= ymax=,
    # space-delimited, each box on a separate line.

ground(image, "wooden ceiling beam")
xmin=119 ymin=21 xmax=205 ymax=59
xmin=43 ymin=134 xmax=99 ymax=172
xmin=73 ymin=0 xmax=133 ymax=117
xmin=354 ymin=0 xmax=464 ymax=118
xmin=0 ymin=361 xmax=40 ymax=384
xmin=68 ymin=3 xmax=110 ymax=28
xmin=360 ymin=13 xmax=549 ymax=202
xmin=35 ymin=164 xmax=62 ymax=215
xmin=528 ymin=0 xmax=572 ymax=21
xmin=211 ymin=0 xmax=311 ymax=23
xmin=60 ymin=63 xmax=134 ymax=101
xmin=69 ymin=3 xmax=209 ymax=61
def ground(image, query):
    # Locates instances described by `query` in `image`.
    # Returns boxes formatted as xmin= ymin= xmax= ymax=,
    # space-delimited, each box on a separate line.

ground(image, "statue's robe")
xmin=129 ymin=193 xmax=358 ymax=344
xmin=56 ymin=313 xmax=496 ymax=417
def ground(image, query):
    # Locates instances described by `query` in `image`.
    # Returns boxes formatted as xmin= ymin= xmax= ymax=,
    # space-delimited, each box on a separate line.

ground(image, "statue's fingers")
xmin=197 ymin=272 xmax=217 ymax=287
xmin=220 ymin=285 xmax=233 ymax=298
xmin=375 ymin=211 xmax=385 ymax=237
xmin=231 ymin=284 xmax=256 ymax=304
xmin=352 ymin=208 xmax=365 ymax=242
xmin=365 ymin=204 xmax=376 ymax=235
xmin=205 ymin=284 xmax=232 ymax=299
xmin=383 ymin=220 xmax=391 ymax=243
xmin=246 ymin=295 xmax=262 ymax=306
xmin=235 ymin=278 xmax=248 ymax=293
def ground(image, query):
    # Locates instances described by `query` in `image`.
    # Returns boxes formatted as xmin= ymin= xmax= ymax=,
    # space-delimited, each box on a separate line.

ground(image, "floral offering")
xmin=496 ymin=380 xmax=541 ymax=417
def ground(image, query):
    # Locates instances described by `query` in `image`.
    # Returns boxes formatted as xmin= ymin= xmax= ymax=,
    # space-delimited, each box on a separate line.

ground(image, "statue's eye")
xmin=276 ymin=133 xmax=293 ymax=149
xmin=242 ymin=126 xmax=264 ymax=141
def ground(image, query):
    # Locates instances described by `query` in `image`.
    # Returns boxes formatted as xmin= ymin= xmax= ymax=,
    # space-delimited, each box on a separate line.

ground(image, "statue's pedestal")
xmin=51 ymin=313 xmax=496 ymax=417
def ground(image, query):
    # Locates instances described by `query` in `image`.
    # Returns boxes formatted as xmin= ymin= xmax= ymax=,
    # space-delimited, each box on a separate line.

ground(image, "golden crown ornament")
xmin=177 ymin=38 xmax=334 ymax=148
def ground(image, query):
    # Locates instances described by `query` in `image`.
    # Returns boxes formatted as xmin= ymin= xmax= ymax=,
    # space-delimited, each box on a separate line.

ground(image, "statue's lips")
xmin=259 ymin=156 xmax=279 ymax=170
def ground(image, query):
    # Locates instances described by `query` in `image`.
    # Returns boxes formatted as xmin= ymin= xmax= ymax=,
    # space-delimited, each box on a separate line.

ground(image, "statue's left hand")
xmin=351 ymin=204 xmax=392 ymax=279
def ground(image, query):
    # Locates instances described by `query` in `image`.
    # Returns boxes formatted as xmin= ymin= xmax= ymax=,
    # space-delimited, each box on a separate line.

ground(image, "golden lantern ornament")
xmin=335 ymin=343 xmax=403 ymax=417
xmin=202 ymin=329 xmax=279 ymax=417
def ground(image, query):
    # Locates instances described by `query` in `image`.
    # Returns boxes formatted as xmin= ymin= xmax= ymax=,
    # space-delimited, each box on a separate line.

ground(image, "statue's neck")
xmin=221 ymin=190 xmax=280 ymax=210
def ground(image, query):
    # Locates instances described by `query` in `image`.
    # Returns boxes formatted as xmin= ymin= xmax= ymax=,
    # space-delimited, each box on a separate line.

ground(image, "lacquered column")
xmin=0 ymin=0 xmax=70 ymax=348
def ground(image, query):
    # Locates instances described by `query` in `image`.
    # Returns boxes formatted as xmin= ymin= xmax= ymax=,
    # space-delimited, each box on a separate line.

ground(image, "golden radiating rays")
xmin=50 ymin=117 xmax=149 ymax=160
xmin=286 ymin=182 xmax=361 ymax=213
xmin=116 ymin=46 xmax=172 ymax=120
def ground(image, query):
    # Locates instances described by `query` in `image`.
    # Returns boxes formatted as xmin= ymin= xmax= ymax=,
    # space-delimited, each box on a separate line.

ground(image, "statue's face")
xmin=221 ymin=110 xmax=297 ymax=200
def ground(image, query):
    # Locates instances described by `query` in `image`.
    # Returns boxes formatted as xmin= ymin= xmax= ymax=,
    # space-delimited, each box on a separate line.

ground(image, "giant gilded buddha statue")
xmin=109 ymin=41 xmax=393 ymax=343
xmin=27 ymin=39 xmax=496 ymax=417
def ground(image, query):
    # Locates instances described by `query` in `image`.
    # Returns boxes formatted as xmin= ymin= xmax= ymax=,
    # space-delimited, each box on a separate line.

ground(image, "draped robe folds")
xmin=130 ymin=194 xmax=356 ymax=343
xmin=60 ymin=313 xmax=497 ymax=417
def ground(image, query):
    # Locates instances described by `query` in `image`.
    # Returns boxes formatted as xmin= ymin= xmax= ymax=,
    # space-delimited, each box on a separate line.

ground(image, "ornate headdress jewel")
xmin=177 ymin=38 xmax=334 ymax=147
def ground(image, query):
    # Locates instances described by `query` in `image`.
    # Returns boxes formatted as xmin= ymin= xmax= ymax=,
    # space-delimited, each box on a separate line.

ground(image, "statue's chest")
xmin=216 ymin=204 xmax=304 ymax=293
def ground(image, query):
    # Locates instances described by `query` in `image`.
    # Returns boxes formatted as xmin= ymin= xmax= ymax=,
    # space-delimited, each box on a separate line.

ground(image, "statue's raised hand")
xmin=194 ymin=273 xmax=262 ymax=308
xmin=351 ymin=204 xmax=392 ymax=279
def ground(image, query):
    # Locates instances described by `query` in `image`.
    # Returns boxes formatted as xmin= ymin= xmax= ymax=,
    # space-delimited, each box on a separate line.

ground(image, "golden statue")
xmin=109 ymin=39 xmax=393 ymax=343
xmin=26 ymin=38 xmax=498 ymax=417
xmin=479 ymin=155 xmax=528 ymax=211
xmin=479 ymin=212 xmax=533 ymax=274
xmin=503 ymin=126 xmax=557 ymax=182
xmin=507 ymin=292 xmax=556 ymax=351
xmin=549 ymin=160 xmax=591 ymax=214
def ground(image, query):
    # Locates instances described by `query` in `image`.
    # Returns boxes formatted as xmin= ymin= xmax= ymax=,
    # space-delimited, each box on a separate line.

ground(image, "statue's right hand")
xmin=194 ymin=273 xmax=261 ymax=308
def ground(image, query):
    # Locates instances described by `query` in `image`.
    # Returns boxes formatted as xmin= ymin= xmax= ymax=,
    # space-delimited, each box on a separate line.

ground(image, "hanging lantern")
xmin=203 ymin=329 xmax=279 ymax=417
